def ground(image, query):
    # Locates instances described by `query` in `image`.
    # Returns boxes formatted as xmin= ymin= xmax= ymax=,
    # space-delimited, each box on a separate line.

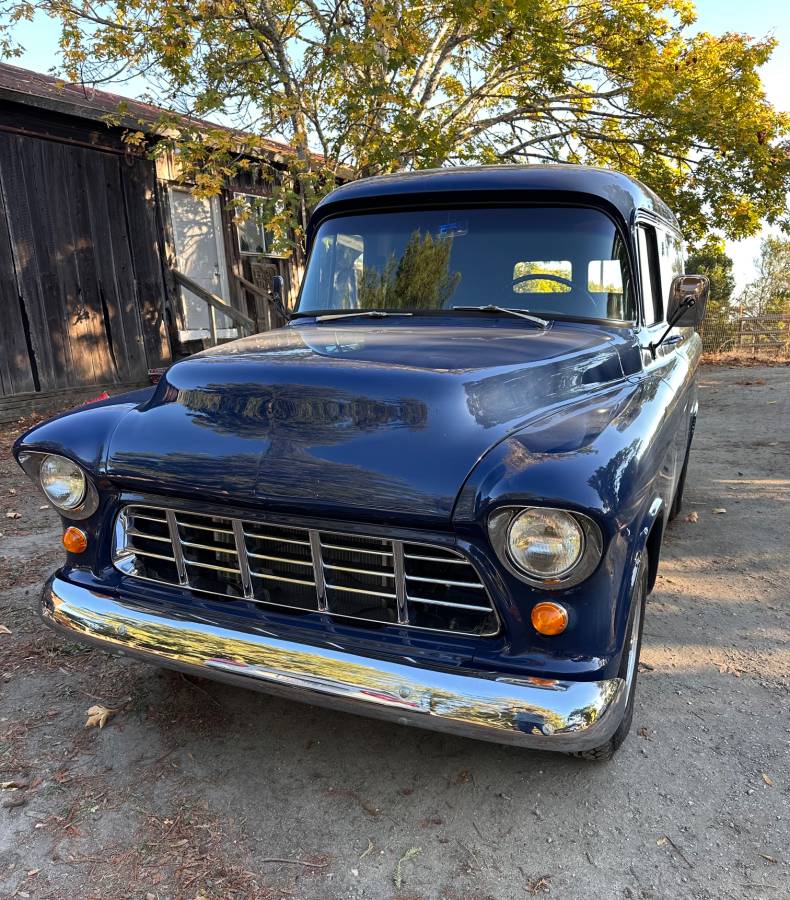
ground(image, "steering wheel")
xmin=511 ymin=272 xmax=599 ymax=306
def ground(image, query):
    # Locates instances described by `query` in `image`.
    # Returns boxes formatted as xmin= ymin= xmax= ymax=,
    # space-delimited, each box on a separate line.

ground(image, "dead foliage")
xmin=703 ymin=352 xmax=790 ymax=367
xmin=63 ymin=803 xmax=297 ymax=899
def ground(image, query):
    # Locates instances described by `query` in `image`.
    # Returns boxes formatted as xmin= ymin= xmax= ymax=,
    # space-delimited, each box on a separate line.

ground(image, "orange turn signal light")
xmin=531 ymin=601 xmax=568 ymax=636
xmin=63 ymin=526 xmax=88 ymax=554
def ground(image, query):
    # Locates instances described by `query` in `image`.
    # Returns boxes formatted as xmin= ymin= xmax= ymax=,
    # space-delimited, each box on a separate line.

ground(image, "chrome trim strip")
xmin=309 ymin=529 xmax=329 ymax=612
xmin=323 ymin=562 xmax=396 ymax=578
xmin=180 ymin=539 xmax=239 ymax=555
xmin=405 ymin=574 xmax=486 ymax=589
xmin=244 ymin=531 xmax=311 ymax=547
xmin=392 ymin=540 xmax=409 ymax=626
xmin=176 ymin=520 xmax=235 ymax=537
xmin=325 ymin=582 xmax=398 ymax=600
xmin=165 ymin=510 xmax=188 ymax=586
xmin=128 ymin=547 xmax=178 ymax=564
xmin=185 ymin=559 xmax=241 ymax=575
xmin=131 ymin=512 xmax=168 ymax=525
xmin=42 ymin=575 xmax=627 ymax=753
xmin=321 ymin=542 xmax=393 ymax=558
xmin=126 ymin=528 xmax=172 ymax=544
xmin=250 ymin=571 xmax=316 ymax=588
xmin=232 ymin=519 xmax=254 ymax=600
xmin=404 ymin=553 xmax=467 ymax=565
xmin=408 ymin=595 xmax=493 ymax=613
xmin=247 ymin=551 xmax=314 ymax=568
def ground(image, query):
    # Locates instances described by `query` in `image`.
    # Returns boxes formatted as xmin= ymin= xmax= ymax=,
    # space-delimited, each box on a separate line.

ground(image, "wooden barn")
xmin=0 ymin=63 xmax=302 ymax=422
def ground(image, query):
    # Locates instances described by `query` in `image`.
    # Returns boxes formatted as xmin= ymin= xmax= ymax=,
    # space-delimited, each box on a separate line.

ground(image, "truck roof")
xmin=311 ymin=164 xmax=679 ymax=238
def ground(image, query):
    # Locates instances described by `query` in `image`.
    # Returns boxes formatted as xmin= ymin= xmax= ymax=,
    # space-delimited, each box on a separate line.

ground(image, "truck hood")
xmin=105 ymin=319 xmax=630 ymax=525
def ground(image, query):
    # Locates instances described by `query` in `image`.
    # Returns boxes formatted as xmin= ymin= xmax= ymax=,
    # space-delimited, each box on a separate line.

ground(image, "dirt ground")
xmin=1 ymin=365 xmax=788 ymax=900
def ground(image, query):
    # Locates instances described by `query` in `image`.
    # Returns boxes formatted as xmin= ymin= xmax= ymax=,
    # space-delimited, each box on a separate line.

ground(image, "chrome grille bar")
xmin=323 ymin=562 xmax=396 ymax=578
xmin=392 ymin=540 xmax=409 ymax=626
xmin=325 ymin=583 xmax=398 ymax=600
xmin=232 ymin=519 xmax=254 ymax=599
xmin=114 ymin=504 xmax=498 ymax=636
xmin=405 ymin=574 xmax=486 ymax=589
xmin=309 ymin=529 xmax=329 ymax=613
xmin=321 ymin=542 xmax=393 ymax=558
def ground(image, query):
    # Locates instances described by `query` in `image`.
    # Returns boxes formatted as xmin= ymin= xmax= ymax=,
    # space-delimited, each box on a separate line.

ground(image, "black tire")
xmin=571 ymin=552 xmax=648 ymax=762
xmin=669 ymin=417 xmax=696 ymax=522
xmin=669 ymin=453 xmax=689 ymax=522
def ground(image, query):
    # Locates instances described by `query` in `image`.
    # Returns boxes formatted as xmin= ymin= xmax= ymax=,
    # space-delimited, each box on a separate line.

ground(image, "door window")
xmin=656 ymin=228 xmax=685 ymax=312
xmin=637 ymin=225 xmax=662 ymax=325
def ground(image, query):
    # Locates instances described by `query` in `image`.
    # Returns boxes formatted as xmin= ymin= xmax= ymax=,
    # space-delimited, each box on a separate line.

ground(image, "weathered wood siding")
xmin=0 ymin=124 xmax=170 ymax=405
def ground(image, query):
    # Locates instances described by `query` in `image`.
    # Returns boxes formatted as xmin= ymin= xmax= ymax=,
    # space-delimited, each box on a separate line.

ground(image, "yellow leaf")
xmin=85 ymin=704 xmax=120 ymax=729
xmin=762 ymin=773 xmax=774 ymax=786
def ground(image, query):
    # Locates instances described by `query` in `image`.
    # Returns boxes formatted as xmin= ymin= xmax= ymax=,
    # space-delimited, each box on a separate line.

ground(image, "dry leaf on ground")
xmin=5 ymin=511 xmax=20 ymax=519
xmin=85 ymin=704 xmax=121 ymax=729
xmin=684 ymin=511 xmax=699 ymax=523
xmin=713 ymin=508 xmax=727 ymax=514
xmin=0 ymin=624 xmax=11 ymax=635
xmin=762 ymin=773 xmax=774 ymax=786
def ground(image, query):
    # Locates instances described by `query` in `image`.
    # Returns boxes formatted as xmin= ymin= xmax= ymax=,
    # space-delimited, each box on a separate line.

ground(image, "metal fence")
xmin=698 ymin=313 xmax=790 ymax=357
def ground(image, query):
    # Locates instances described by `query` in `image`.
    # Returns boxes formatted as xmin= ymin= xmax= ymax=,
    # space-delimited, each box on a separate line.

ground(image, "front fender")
xmin=456 ymin=374 xmax=674 ymax=676
xmin=12 ymin=387 xmax=154 ymax=477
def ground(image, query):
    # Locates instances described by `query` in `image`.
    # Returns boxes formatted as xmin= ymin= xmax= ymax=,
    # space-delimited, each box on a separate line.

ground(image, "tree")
xmin=740 ymin=238 xmax=790 ymax=316
xmin=358 ymin=230 xmax=461 ymax=309
xmin=3 ymin=0 xmax=788 ymax=249
xmin=686 ymin=237 xmax=735 ymax=319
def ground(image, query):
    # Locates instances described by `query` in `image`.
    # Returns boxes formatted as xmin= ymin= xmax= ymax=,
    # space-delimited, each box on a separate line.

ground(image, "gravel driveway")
xmin=1 ymin=365 xmax=788 ymax=900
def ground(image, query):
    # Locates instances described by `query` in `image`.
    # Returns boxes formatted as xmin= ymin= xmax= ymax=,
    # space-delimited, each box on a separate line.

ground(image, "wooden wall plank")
xmin=120 ymin=158 xmax=171 ymax=368
xmin=0 ymin=132 xmax=60 ymax=390
xmin=30 ymin=136 xmax=95 ymax=386
xmin=0 ymin=178 xmax=36 ymax=396
xmin=56 ymin=141 xmax=114 ymax=384
xmin=81 ymin=151 xmax=148 ymax=382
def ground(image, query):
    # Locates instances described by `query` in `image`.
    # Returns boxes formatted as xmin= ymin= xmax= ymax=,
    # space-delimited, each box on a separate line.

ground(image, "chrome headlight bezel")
xmin=488 ymin=505 xmax=603 ymax=589
xmin=17 ymin=451 xmax=99 ymax=520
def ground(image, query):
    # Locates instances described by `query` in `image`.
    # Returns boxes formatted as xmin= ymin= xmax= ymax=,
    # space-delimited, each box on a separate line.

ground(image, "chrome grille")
xmin=113 ymin=504 xmax=498 ymax=636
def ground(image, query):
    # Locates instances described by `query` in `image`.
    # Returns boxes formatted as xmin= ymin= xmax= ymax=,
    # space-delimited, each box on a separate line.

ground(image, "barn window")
xmin=233 ymin=193 xmax=268 ymax=255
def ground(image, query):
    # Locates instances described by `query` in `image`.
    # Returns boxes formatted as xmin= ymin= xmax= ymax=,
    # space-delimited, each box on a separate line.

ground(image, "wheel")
xmin=571 ymin=552 xmax=648 ymax=761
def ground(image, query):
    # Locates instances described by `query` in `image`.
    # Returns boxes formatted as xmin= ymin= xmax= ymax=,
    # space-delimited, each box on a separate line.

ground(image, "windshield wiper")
xmin=314 ymin=310 xmax=414 ymax=323
xmin=452 ymin=305 xmax=549 ymax=328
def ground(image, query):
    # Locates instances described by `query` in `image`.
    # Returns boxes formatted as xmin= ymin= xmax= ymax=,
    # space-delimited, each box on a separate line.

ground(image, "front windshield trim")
xmin=295 ymin=202 xmax=637 ymax=326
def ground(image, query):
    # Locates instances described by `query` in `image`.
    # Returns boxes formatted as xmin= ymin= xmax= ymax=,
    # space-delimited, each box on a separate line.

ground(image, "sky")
xmin=7 ymin=1 xmax=790 ymax=294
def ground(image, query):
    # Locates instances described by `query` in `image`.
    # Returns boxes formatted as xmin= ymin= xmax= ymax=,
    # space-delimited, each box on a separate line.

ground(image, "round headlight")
xmin=40 ymin=454 xmax=86 ymax=511
xmin=507 ymin=508 xmax=584 ymax=579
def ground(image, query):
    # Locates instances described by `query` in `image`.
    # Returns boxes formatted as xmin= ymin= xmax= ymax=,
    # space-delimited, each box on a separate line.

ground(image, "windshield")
xmin=297 ymin=206 xmax=634 ymax=321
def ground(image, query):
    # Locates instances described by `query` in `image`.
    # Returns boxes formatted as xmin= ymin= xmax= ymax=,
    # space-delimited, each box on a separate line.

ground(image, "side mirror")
xmin=667 ymin=274 xmax=709 ymax=328
xmin=270 ymin=274 xmax=288 ymax=321
xmin=271 ymin=274 xmax=285 ymax=303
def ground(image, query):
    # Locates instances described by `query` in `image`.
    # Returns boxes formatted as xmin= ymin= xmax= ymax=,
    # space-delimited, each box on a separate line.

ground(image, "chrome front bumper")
xmin=42 ymin=574 xmax=627 ymax=753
